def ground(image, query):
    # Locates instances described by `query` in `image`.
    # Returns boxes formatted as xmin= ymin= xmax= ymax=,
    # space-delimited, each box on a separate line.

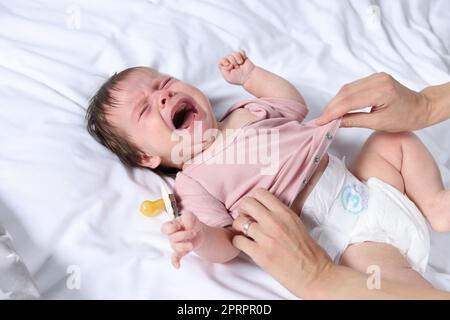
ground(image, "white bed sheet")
xmin=0 ymin=0 xmax=449 ymax=299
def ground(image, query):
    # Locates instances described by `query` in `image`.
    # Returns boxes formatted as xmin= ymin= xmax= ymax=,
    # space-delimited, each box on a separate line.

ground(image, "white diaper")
xmin=301 ymin=154 xmax=430 ymax=274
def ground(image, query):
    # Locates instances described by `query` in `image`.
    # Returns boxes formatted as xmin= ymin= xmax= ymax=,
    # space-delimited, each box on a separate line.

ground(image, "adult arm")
xmin=232 ymin=188 xmax=450 ymax=299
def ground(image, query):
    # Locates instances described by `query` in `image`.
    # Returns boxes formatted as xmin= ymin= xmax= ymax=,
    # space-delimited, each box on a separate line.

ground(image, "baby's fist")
xmin=161 ymin=211 xmax=204 ymax=269
xmin=219 ymin=50 xmax=255 ymax=86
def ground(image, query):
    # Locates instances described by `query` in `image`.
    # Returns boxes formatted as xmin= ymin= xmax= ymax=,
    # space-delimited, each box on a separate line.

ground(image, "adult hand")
xmin=316 ymin=72 xmax=432 ymax=132
xmin=231 ymin=189 xmax=450 ymax=300
xmin=232 ymin=189 xmax=333 ymax=299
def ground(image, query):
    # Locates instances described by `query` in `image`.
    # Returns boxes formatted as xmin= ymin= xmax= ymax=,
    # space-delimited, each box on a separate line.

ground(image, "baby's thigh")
xmin=339 ymin=242 xmax=432 ymax=288
xmin=350 ymin=131 xmax=406 ymax=193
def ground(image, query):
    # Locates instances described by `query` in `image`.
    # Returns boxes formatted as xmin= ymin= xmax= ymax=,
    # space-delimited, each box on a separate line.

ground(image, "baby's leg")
xmin=350 ymin=131 xmax=450 ymax=232
xmin=340 ymin=242 xmax=432 ymax=288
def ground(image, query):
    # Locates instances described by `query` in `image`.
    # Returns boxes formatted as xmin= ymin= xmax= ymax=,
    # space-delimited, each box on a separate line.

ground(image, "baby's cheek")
xmin=137 ymin=127 xmax=167 ymax=153
xmin=162 ymin=132 xmax=182 ymax=155
xmin=199 ymin=98 xmax=214 ymax=117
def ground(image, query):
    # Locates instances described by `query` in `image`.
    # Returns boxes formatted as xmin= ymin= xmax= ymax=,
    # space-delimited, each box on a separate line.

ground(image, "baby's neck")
xmin=181 ymin=107 xmax=257 ymax=170
xmin=180 ymin=122 xmax=226 ymax=170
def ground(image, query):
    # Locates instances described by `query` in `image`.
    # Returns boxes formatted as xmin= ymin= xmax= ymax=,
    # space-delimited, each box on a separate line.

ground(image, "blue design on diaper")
xmin=340 ymin=183 xmax=369 ymax=215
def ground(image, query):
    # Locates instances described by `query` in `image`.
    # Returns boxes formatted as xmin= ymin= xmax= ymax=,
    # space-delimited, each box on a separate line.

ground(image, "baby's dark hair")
xmin=86 ymin=67 xmax=145 ymax=168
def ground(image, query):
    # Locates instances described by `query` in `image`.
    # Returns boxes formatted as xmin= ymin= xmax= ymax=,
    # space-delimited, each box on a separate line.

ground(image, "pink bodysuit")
xmin=174 ymin=97 xmax=341 ymax=228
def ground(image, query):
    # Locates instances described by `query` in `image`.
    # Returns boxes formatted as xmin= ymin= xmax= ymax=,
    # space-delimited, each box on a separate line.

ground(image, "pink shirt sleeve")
xmin=222 ymin=97 xmax=309 ymax=123
xmin=174 ymin=172 xmax=234 ymax=228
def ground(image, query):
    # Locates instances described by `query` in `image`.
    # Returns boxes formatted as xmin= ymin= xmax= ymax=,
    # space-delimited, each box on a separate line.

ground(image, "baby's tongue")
xmin=181 ymin=110 xmax=196 ymax=129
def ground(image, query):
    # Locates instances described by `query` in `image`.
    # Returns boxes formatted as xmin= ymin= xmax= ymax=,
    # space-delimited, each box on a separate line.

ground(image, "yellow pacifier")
xmin=140 ymin=199 xmax=166 ymax=217
xmin=140 ymin=186 xmax=179 ymax=219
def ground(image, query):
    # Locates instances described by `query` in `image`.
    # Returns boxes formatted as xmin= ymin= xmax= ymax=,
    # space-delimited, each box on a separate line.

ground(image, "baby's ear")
xmin=139 ymin=154 xmax=161 ymax=169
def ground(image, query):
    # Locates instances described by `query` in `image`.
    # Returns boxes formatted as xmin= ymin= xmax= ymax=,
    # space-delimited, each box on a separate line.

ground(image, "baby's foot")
xmin=425 ymin=190 xmax=450 ymax=232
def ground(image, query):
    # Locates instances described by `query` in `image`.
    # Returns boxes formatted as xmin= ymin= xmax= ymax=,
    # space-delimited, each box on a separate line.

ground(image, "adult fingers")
xmin=316 ymin=73 xmax=385 ymax=125
xmin=238 ymin=189 xmax=297 ymax=238
xmin=232 ymin=215 xmax=267 ymax=243
xmin=251 ymin=188 xmax=291 ymax=217
xmin=340 ymin=111 xmax=383 ymax=130
xmin=251 ymin=189 xmax=314 ymax=245
xmin=316 ymin=87 xmax=385 ymax=126
xmin=333 ymin=72 xmax=382 ymax=94
xmin=237 ymin=196 xmax=272 ymax=228
xmin=232 ymin=235 xmax=260 ymax=261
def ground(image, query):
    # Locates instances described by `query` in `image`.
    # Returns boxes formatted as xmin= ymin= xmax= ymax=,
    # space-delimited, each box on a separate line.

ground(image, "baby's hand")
xmin=161 ymin=211 xmax=204 ymax=269
xmin=219 ymin=50 xmax=255 ymax=86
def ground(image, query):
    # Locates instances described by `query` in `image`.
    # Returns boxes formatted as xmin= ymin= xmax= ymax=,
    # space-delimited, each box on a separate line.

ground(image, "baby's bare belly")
xmin=290 ymin=153 xmax=329 ymax=215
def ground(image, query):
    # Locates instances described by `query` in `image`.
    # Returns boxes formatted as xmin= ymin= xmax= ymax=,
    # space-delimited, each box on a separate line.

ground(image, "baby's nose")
xmin=158 ymin=91 xmax=173 ymax=109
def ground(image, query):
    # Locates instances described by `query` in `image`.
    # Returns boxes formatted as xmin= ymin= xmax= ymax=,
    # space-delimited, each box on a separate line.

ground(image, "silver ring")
xmin=243 ymin=219 xmax=254 ymax=237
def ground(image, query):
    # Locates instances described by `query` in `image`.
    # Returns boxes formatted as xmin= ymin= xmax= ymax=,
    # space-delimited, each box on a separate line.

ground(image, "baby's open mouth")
xmin=172 ymin=103 xmax=198 ymax=129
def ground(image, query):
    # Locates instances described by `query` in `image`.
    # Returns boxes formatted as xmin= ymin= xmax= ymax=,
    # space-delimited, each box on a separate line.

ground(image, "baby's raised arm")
xmin=219 ymin=50 xmax=305 ymax=104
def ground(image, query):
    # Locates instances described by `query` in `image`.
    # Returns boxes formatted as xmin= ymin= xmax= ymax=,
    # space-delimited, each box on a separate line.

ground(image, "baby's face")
xmin=107 ymin=67 xmax=217 ymax=168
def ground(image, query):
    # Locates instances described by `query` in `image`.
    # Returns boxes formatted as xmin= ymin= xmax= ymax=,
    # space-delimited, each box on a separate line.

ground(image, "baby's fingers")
xmin=227 ymin=54 xmax=238 ymax=67
xmin=180 ymin=211 xmax=200 ymax=231
xmin=161 ymin=219 xmax=181 ymax=235
xmin=170 ymin=242 xmax=193 ymax=269
xmin=232 ymin=51 xmax=244 ymax=65
xmin=169 ymin=229 xmax=197 ymax=243
xmin=219 ymin=57 xmax=230 ymax=67
xmin=223 ymin=64 xmax=234 ymax=71
xmin=172 ymin=252 xmax=181 ymax=269
xmin=219 ymin=58 xmax=233 ymax=72
xmin=171 ymin=241 xmax=193 ymax=256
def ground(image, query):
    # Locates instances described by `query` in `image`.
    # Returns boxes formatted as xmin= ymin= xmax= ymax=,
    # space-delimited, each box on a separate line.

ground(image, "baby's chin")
xmin=176 ymin=107 xmax=217 ymax=135
xmin=173 ymin=120 xmax=216 ymax=144
xmin=169 ymin=121 xmax=219 ymax=165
